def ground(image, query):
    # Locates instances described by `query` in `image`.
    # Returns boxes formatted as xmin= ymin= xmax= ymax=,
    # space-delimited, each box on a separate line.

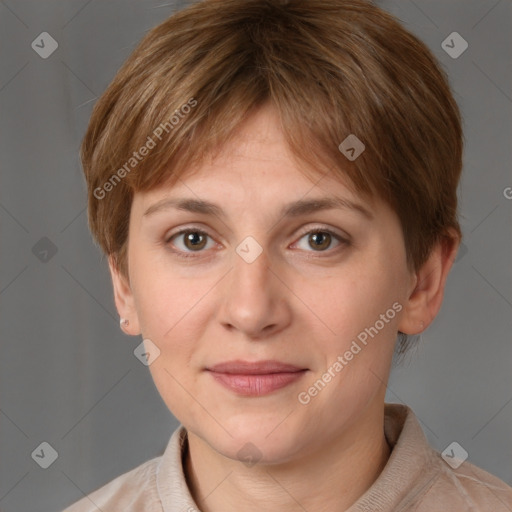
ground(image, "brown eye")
xmin=167 ymin=229 xmax=213 ymax=255
xmin=308 ymin=231 xmax=332 ymax=251
xmin=292 ymin=226 xmax=350 ymax=255
xmin=182 ymin=231 xmax=208 ymax=251
xmin=166 ymin=225 xmax=349 ymax=260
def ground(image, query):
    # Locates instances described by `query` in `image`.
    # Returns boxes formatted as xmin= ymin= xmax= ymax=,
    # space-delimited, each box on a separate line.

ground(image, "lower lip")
xmin=208 ymin=371 xmax=307 ymax=396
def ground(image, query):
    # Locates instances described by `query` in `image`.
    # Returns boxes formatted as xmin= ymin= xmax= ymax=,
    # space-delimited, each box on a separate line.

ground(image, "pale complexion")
xmin=110 ymin=104 xmax=459 ymax=512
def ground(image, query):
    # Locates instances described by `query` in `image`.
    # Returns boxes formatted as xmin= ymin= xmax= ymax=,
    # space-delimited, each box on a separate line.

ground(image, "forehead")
xmin=132 ymin=103 xmax=376 ymax=214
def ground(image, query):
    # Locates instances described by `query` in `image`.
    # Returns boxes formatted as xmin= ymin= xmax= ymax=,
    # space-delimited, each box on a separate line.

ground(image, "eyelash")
xmin=164 ymin=225 xmax=351 ymax=260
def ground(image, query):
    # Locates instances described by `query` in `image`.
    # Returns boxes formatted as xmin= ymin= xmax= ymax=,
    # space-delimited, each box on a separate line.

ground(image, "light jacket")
xmin=63 ymin=403 xmax=512 ymax=511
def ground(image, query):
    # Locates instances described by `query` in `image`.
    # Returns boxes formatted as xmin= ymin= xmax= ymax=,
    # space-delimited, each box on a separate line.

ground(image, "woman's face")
xmin=115 ymin=104 xmax=416 ymax=464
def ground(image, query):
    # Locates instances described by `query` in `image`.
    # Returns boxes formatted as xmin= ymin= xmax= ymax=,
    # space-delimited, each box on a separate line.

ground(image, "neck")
xmin=183 ymin=403 xmax=391 ymax=512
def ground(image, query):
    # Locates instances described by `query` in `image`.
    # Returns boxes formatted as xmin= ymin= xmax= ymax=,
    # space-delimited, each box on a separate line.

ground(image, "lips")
xmin=208 ymin=360 xmax=305 ymax=374
xmin=205 ymin=360 xmax=307 ymax=396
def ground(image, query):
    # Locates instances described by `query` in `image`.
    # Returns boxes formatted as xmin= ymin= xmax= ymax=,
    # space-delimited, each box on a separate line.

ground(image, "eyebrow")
xmin=143 ymin=196 xmax=373 ymax=221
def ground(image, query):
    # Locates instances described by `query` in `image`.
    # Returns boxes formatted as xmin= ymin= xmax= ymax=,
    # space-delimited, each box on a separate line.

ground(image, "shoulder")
xmin=418 ymin=449 xmax=512 ymax=511
xmin=62 ymin=455 xmax=162 ymax=512
xmin=376 ymin=404 xmax=512 ymax=512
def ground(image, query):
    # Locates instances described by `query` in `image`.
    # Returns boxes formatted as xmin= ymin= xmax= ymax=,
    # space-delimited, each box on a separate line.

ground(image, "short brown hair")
xmin=81 ymin=0 xmax=463 ymax=288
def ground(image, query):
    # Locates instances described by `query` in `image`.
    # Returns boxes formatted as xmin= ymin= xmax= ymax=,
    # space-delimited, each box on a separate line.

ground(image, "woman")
xmin=65 ymin=0 xmax=512 ymax=510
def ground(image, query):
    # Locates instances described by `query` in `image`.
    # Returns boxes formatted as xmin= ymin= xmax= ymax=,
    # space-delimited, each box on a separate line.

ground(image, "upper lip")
xmin=206 ymin=360 xmax=306 ymax=375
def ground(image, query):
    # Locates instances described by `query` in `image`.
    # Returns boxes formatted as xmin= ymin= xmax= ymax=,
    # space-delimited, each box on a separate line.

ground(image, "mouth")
xmin=205 ymin=360 xmax=308 ymax=396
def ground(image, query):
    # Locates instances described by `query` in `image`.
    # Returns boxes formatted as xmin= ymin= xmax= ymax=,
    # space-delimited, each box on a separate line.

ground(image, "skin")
xmin=110 ymin=103 xmax=459 ymax=512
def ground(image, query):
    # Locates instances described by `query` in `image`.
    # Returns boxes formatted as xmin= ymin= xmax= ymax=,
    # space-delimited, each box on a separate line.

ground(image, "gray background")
xmin=0 ymin=0 xmax=511 ymax=511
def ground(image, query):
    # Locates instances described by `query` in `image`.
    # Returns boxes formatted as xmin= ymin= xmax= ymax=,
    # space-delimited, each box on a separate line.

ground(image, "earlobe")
xmin=398 ymin=231 xmax=460 ymax=335
xmin=108 ymin=255 xmax=142 ymax=336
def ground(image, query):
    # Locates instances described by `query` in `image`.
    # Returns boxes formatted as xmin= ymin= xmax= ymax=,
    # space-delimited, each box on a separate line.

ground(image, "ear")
xmin=398 ymin=229 xmax=460 ymax=335
xmin=108 ymin=255 xmax=141 ymax=336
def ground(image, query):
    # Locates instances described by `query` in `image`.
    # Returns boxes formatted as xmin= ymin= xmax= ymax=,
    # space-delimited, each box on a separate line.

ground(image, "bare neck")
xmin=183 ymin=404 xmax=391 ymax=512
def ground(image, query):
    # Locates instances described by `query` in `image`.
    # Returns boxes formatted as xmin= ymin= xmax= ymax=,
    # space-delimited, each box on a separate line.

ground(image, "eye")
xmin=165 ymin=225 xmax=350 ymax=259
xmin=292 ymin=227 xmax=349 ymax=254
xmin=166 ymin=228 xmax=215 ymax=257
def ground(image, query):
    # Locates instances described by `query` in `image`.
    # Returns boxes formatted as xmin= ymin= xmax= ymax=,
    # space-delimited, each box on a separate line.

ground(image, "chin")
xmin=195 ymin=414 xmax=311 ymax=466
xmin=219 ymin=436 xmax=304 ymax=467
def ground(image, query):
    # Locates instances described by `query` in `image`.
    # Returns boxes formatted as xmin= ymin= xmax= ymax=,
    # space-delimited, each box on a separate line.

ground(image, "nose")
xmin=216 ymin=242 xmax=292 ymax=339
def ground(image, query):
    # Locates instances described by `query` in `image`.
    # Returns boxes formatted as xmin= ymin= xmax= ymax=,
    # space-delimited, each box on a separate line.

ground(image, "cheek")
xmin=300 ymin=260 xmax=404 ymax=391
xmin=130 ymin=261 xmax=217 ymax=371
xmin=129 ymin=246 xmax=193 ymax=333
xmin=133 ymin=271 xmax=206 ymax=420
xmin=132 ymin=277 xmax=174 ymax=338
xmin=312 ymin=262 xmax=401 ymax=338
